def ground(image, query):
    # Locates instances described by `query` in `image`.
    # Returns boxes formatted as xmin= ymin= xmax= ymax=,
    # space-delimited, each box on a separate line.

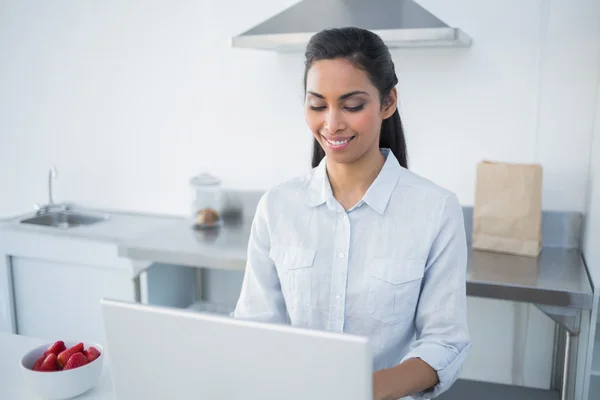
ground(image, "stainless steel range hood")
xmin=231 ymin=0 xmax=472 ymax=51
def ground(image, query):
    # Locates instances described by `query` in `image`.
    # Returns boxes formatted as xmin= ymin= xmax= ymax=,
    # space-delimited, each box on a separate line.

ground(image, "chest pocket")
xmin=367 ymin=259 xmax=425 ymax=325
xmin=270 ymin=245 xmax=316 ymax=311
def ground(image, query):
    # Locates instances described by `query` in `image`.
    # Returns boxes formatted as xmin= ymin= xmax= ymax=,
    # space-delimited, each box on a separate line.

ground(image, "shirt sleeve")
xmin=231 ymin=192 xmax=289 ymax=324
xmin=400 ymin=193 xmax=472 ymax=399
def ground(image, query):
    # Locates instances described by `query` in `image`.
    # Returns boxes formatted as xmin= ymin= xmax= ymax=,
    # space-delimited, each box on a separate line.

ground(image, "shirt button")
xmin=336 ymin=294 xmax=341 ymax=299
xmin=339 ymin=252 xmax=345 ymax=259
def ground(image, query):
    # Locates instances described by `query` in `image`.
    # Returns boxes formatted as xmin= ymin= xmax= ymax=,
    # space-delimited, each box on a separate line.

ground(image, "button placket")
xmin=329 ymin=212 xmax=351 ymax=332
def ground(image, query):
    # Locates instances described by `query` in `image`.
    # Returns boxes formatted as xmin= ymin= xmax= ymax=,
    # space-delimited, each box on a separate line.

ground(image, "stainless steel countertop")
xmin=118 ymin=217 xmax=593 ymax=310
xmin=0 ymin=207 xmax=177 ymax=244
xmin=467 ymin=247 xmax=592 ymax=309
xmin=118 ymin=218 xmax=252 ymax=270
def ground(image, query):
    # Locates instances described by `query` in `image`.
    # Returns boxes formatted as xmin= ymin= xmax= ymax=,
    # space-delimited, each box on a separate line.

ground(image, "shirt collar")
xmin=306 ymin=148 xmax=402 ymax=215
xmin=307 ymin=155 xmax=332 ymax=208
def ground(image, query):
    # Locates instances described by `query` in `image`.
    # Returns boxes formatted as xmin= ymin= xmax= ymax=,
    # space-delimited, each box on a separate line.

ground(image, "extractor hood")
xmin=231 ymin=0 xmax=472 ymax=51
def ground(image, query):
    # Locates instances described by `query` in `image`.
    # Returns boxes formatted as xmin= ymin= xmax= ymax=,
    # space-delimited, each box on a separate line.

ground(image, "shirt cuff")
xmin=400 ymin=342 xmax=472 ymax=400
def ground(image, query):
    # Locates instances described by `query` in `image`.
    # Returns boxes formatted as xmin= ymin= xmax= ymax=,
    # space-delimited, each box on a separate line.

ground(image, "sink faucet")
xmin=48 ymin=165 xmax=57 ymax=205
xmin=34 ymin=165 xmax=72 ymax=214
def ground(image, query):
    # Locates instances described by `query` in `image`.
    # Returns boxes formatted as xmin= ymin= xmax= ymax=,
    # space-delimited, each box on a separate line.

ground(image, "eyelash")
xmin=309 ymin=104 xmax=365 ymax=112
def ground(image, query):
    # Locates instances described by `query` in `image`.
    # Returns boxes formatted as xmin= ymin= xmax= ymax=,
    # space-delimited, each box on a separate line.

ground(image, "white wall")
xmin=2 ymin=0 xmax=600 ymax=390
xmin=1 ymin=0 xmax=599 ymax=217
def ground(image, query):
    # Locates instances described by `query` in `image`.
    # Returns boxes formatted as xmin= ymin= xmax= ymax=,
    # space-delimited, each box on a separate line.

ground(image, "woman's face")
xmin=304 ymin=58 xmax=396 ymax=165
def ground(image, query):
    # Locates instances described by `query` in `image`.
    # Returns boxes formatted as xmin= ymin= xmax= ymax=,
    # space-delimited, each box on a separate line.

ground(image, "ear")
xmin=381 ymin=87 xmax=398 ymax=119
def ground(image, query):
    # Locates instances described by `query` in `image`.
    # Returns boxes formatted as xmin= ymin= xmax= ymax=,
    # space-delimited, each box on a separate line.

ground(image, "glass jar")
xmin=189 ymin=172 xmax=222 ymax=228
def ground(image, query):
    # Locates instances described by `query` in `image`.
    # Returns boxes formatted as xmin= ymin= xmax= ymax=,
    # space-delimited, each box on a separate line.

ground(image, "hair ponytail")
xmin=379 ymin=109 xmax=407 ymax=168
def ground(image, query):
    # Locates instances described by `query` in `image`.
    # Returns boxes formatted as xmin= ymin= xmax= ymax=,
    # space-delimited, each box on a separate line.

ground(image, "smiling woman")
xmin=304 ymin=28 xmax=407 ymax=172
xmin=233 ymin=27 xmax=471 ymax=400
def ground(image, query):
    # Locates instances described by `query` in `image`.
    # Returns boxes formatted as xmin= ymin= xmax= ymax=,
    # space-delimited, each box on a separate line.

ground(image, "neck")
xmin=326 ymin=146 xmax=385 ymax=202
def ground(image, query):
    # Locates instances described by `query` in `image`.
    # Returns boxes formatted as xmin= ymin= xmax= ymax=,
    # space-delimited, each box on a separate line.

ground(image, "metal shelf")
xmin=439 ymin=379 xmax=559 ymax=400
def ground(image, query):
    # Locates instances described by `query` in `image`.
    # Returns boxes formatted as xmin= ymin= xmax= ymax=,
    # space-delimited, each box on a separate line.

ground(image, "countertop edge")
xmin=467 ymin=280 xmax=593 ymax=310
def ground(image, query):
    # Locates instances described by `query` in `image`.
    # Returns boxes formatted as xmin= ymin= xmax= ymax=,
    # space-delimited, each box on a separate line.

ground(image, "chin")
xmin=323 ymin=149 xmax=362 ymax=165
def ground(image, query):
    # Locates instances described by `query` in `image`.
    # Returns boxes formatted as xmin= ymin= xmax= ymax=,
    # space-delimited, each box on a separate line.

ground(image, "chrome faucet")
xmin=48 ymin=165 xmax=57 ymax=205
xmin=34 ymin=165 xmax=72 ymax=214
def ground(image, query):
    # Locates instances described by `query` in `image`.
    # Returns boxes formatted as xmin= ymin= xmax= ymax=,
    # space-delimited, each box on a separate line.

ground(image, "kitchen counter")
xmin=119 ymin=218 xmax=251 ymax=271
xmin=119 ymin=217 xmax=593 ymax=310
xmin=467 ymin=247 xmax=592 ymax=309
xmin=3 ymin=200 xmax=589 ymax=310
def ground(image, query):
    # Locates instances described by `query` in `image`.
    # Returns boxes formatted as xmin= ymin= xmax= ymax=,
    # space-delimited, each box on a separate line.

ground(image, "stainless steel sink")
xmin=21 ymin=166 xmax=109 ymax=229
xmin=20 ymin=211 xmax=109 ymax=228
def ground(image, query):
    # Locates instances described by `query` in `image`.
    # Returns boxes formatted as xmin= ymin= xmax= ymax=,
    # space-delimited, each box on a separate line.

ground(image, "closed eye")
xmin=310 ymin=104 xmax=364 ymax=112
xmin=345 ymin=104 xmax=364 ymax=112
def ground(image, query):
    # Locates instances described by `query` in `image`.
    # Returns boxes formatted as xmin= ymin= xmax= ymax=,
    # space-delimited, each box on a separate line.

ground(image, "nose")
xmin=324 ymin=108 xmax=345 ymax=134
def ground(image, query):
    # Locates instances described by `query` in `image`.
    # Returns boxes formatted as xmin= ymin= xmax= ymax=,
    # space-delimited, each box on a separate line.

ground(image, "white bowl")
xmin=20 ymin=341 xmax=104 ymax=400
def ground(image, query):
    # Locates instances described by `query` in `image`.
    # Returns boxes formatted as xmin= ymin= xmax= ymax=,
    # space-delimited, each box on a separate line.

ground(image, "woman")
xmin=233 ymin=27 xmax=471 ymax=400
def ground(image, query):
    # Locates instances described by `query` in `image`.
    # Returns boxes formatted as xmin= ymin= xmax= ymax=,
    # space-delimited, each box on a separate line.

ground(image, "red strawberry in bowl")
xmin=38 ymin=353 xmax=59 ymax=372
xmin=85 ymin=346 xmax=102 ymax=363
xmin=63 ymin=353 xmax=88 ymax=370
xmin=31 ymin=341 xmax=65 ymax=371
xmin=32 ymin=354 xmax=45 ymax=371
xmin=57 ymin=342 xmax=84 ymax=368
xmin=43 ymin=340 xmax=66 ymax=358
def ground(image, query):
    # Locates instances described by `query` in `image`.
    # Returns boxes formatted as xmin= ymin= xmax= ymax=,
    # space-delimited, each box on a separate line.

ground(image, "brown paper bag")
xmin=472 ymin=161 xmax=543 ymax=257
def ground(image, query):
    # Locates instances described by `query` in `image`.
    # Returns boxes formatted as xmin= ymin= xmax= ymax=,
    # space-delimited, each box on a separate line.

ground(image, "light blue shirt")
xmin=233 ymin=148 xmax=471 ymax=399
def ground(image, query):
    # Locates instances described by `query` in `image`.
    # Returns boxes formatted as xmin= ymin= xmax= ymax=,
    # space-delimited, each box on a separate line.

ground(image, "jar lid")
xmin=189 ymin=172 xmax=221 ymax=187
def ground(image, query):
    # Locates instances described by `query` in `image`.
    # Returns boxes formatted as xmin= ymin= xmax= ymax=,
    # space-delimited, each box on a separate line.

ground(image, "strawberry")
xmin=32 ymin=354 xmax=45 ymax=371
xmin=38 ymin=353 xmax=59 ymax=372
xmin=85 ymin=346 xmax=101 ymax=363
xmin=57 ymin=342 xmax=84 ymax=368
xmin=63 ymin=353 xmax=88 ymax=370
xmin=43 ymin=340 xmax=66 ymax=358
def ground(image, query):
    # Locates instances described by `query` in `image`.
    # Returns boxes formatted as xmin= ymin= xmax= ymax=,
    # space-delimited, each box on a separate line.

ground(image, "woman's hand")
xmin=372 ymin=358 xmax=439 ymax=400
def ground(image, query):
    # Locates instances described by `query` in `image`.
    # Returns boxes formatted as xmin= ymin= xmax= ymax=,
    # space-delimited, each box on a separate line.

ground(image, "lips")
xmin=322 ymin=134 xmax=355 ymax=150
xmin=326 ymin=136 xmax=353 ymax=144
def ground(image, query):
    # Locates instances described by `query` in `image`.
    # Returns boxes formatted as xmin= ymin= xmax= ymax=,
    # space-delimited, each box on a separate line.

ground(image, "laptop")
xmin=100 ymin=299 xmax=372 ymax=400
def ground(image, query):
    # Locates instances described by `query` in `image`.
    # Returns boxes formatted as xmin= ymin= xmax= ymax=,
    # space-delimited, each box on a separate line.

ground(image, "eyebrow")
xmin=307 ymin=90 xmax=369 ymax=100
